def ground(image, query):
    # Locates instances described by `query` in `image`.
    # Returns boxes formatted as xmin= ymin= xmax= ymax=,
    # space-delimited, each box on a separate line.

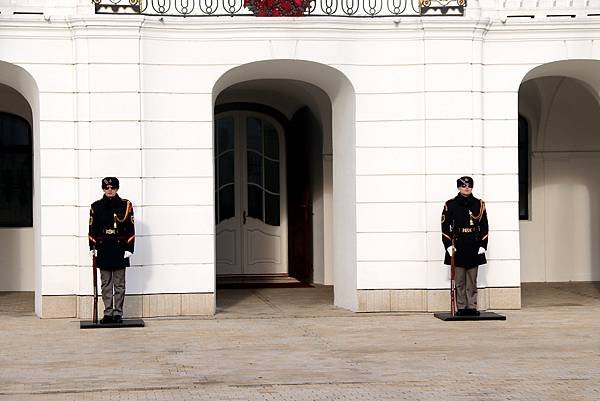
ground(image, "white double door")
xmin=215 ymin=111 xmax=287 ymax=276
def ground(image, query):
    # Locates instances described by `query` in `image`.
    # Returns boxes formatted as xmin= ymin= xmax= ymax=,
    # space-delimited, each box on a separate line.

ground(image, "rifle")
xmin=450 ymin=238 xmax=457 ymax=316
xmin=92 ymin=254 xmax=98 ymax=324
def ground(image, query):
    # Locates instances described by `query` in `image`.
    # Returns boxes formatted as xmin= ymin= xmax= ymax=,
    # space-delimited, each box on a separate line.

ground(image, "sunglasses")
xmin=460 ymin=184 xmax=472 ymax=188
xmin=104 ymin=186 xmax=116 ymax=190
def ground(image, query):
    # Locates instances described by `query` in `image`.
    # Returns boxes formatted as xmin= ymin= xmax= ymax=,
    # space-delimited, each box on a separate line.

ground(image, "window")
xmin=518 ymin=115 xmax=530 ymax=220
xmin=0 ymin=112 xmax=33 ymax=227
xmin=215 ymin=117 xmax=235 ymax=224
xmin=246 ymin=117 xmax=280 ymax=226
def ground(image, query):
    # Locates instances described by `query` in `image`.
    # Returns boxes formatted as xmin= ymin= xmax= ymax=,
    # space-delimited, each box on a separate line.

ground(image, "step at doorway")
xmin=216 ymin=274 xmax=313 ymax=289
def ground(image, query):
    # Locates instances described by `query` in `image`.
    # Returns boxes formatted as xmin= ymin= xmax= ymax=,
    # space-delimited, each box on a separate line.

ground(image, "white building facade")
xmin=1 ymin=0 xmax=599 ymax=318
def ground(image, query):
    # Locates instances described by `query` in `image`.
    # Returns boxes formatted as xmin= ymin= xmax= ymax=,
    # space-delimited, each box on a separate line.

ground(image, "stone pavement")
xmin=0 ymin=283 xmax=599 ymax=401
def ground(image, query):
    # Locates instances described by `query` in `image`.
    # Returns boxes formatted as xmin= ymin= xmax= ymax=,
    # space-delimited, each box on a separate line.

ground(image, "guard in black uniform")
xmin=441 ymin=176 xmax=489 ymax=316
xmin=88 ymin=177 xmax=135 ymax=324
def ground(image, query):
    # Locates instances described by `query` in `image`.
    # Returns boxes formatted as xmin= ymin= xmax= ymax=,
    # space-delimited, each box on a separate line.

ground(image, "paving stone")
xmin=0 ymin=283 xmax=599 ymax=400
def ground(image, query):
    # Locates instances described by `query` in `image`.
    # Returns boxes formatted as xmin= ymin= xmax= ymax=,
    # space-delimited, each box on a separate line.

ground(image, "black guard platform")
xmin=434 ymin=312 xmax=506 ymax=321
xmin=80 ymin=319 xmax=145 ymax=329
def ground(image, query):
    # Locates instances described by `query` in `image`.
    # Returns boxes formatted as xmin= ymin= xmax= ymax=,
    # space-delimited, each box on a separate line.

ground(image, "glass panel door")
xmin=245 ymin=116 xmax=280 ymax=227
xmin=215 ymin=117 xmax=235 ymax=224
xmin=215 ymin=111 xmax=287 ymax=276
xmin=215 ymin=115 xmax=242 ymax=275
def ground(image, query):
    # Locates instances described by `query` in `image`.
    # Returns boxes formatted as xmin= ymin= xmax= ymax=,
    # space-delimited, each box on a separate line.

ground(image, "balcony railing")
xmin=93 ymin=0 xmax=466 ymax=17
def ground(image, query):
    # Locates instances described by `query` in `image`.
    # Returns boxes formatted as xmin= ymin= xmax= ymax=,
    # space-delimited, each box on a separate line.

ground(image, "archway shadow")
xmin=519 ymin=63 xmax=600 ymax=289
xmin=0 ymin=84 xmax=35 ymax=299
xmin=521 ymin=282 xmax=600 ymax=308
xmin=212 ymin=60 xmax=357 ymax=312
xmin=0 ymin=292 xmax=35 ymax=317
xmin=212 ymin=75 xmax=341 ymax=313
xmin=0 ymin=60 xmax=41 ymax=316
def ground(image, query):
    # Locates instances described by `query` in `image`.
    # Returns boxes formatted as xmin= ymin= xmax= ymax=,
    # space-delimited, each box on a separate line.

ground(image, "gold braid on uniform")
xmin=114 ymin=201 xmax=132 ymax=223
xmin=471 ymin=200 xmax=485 ymax=220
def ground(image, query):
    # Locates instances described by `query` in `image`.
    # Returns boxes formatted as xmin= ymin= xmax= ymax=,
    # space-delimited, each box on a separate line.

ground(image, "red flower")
xmin=246 ymin=0 xmax=308 ymax=16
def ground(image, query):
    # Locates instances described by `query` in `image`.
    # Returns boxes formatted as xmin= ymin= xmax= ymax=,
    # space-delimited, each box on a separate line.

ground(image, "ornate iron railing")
xmin=93 ymin=0 xmax=466 ymax=17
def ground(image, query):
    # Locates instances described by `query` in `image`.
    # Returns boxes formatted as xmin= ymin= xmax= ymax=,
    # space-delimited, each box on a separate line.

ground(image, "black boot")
xmin=113 ymin=315 xmax=123 ymax=324
xmin=466 ymin=308 xmax=480 ymax=316
xmin=100 ymin=315 xmax=113 ymax=324
xmin=456 ymin=309 xmax=467 ymax=316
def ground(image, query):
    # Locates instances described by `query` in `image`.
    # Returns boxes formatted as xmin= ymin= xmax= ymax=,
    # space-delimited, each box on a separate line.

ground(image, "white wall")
xmin=520 ymin=76 xmax=600 ymax=282
xmin=3 ymin=12 xmax=600 ymax=313
xmin=350 ymin=19 xmax=521 ymax=291
xmin=21 ymin=20 xmax=217 ymax=299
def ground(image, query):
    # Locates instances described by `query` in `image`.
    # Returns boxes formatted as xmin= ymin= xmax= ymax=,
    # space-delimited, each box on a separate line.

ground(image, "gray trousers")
xmin=456 ymin=266 xmax=478 ymax=309
xmin=100 ymin=268 xmax=126 ymax=317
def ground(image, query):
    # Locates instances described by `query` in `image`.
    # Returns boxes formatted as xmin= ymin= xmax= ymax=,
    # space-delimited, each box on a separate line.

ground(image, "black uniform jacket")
xmin=441 ymin=193 xmax=489 ymax=268
xmin=88 ymin=195 xmax=135 ymax=270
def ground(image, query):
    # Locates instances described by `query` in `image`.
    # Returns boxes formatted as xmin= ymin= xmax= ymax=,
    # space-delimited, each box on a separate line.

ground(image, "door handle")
xmin=243 ymin=210 xmax=247 ymax=225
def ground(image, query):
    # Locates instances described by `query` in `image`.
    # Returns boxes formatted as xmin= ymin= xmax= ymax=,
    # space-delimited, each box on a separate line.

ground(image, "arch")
xmin=520 ymin=75 xmax=600 ymax=152
xmin=212 ymin=60 xmax=358 ymax=311
xmin=518 ymin=60 xmax=600 ymax=284
xmin=522 ymin=59 xmax=600 ymax=95
xmin=0 ymin=60 xmax=41 ymax=316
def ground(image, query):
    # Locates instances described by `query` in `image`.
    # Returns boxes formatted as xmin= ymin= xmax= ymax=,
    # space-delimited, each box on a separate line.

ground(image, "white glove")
xmin=90 ymin=249 xmax=97 ymax=258
xmin=446 ymin=246 xmax=454 ymax=256
xmin=124 ymin=251 xmax=133 ymax=259
xmin=478 ymin=247 xmax=486 ymax=255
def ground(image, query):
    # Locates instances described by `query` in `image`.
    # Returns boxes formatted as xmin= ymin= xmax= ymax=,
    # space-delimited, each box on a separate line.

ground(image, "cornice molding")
xmin=1 ymin=14 xmax=600 ymax=42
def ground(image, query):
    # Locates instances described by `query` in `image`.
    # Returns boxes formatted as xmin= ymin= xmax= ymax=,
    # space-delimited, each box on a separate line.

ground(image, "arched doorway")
xmin=519 ymin=60 xmax=600 ymax=304
xmin=0 ymin=62 xmax=40 ymax=316
xmin=212 ymin=61 xmax=357 ymax=311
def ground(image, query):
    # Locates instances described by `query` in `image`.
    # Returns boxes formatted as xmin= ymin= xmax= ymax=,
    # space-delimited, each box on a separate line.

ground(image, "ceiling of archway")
xmin=522 ymin=60 xmax=600 ymax=94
